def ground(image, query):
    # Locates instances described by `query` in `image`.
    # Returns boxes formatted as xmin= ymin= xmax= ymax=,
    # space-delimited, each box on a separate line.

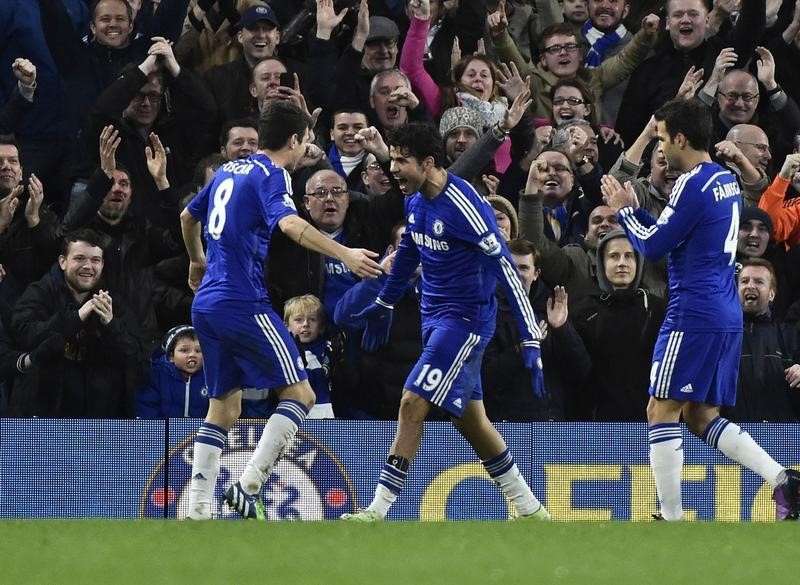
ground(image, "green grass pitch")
xmin=2 ymin=520 xmax=795 ymax=585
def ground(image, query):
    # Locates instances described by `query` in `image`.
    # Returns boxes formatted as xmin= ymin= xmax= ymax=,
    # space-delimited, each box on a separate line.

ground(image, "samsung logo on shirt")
xmin=411 ymin=231 xmax=450 ymax=251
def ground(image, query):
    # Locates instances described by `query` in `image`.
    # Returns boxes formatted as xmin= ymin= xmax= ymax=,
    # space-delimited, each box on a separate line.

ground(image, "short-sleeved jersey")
xmin=381 ymin=173 xmax=540 ymax=341
xmin=187 ymin=153 xmax=297 ymax=312
xmin=618 ymin=161 xmax=742 ymax=332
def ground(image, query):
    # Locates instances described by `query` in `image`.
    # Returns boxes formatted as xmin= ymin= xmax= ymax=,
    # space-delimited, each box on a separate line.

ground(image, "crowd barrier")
xmin=1 ymin=419 xmax=796 ymax=521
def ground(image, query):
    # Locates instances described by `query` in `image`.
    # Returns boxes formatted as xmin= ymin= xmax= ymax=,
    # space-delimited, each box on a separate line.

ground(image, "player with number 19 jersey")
xmin=378 ymin=173 xmax=541 ymax=415
xmin=618 ymin=161 xmax=742 ymax=404
xmin=187 ymin=154 xmax=297 ymax=312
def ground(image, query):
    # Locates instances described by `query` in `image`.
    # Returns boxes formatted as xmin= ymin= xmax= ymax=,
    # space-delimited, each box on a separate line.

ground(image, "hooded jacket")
xmin=570 ymin=230 xmax=666 ymax=421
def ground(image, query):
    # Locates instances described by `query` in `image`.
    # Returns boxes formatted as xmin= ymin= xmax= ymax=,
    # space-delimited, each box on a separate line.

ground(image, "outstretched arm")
xmin=278 ymin=214 xmax=382 ymax=279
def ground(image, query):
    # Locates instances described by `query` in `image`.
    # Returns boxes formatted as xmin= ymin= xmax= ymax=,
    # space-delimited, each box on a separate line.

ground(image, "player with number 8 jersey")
xmin=180 ymin=101 xmax=381 ymax=520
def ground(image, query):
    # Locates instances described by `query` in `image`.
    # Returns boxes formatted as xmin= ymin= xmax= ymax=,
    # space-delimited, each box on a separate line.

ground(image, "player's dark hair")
xmin=61 ymin=228 xmax=105 ymax=258
xmin=654 ymin=98 xmax=713 ymax=151
xmin=219 ymin=118 xmax=258 ymax=150
xmin=387 ymin=123 xmax=446 ymax=168
xmin=738 ymin=258 xmax=778 ymax=292
xmin=91 ymin=0 xmax=133 ymax=24
xmin=258 ymin=101 xmax=312 ymax=151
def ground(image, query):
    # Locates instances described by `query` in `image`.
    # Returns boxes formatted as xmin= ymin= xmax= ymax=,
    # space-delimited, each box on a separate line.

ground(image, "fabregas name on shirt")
xmin=712 ymin=180 xmax=740 ymax=202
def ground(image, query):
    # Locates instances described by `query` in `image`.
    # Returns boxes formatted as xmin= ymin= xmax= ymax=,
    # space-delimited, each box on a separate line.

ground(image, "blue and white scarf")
xmin=582 ymin=21 xmax=627 ymax=68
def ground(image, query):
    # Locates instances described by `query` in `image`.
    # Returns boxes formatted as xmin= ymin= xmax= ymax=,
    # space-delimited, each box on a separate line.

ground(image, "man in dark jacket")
xmin=86 ymin=38 xmax=215 ymax=227
xmin=725 ymin=258 xmax=800 ymax=422
xmin=616 ymin=0 xmax=764 ymax=145
xmin=570 ymin=229 xmax=666 ymax=420
xmin=9 ymin=228 xmax=144 ymax=417
xmin=482 ymin=238 xmax=589 ymax=421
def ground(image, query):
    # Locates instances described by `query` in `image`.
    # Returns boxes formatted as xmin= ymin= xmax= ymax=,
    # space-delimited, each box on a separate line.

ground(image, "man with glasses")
xmin=617 ymin=0 xmax=765 ymax=146
xmin=700 ymin=50 xmax=800 ymax=175
xmin=715 ymin=124 xmax=773 ymax=207
xmin=489 ymin=12 xmax=660 ymax=121
xmin=266 ymin=128 xmax=405 ymax=320
xmin=87 ymin=37 xmax=214 ymax=226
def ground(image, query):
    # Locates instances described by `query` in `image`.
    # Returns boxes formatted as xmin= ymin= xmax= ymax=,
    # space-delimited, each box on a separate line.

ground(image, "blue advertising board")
xmin=1 ymin=419 xmax=797 ymax=521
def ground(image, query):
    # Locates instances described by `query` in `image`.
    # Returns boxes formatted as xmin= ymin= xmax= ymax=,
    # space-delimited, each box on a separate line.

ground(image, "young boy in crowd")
xmin=136 ymin=325 xmax=208 ymax=418
xmin=284 ymin=295 xmax=336 ymax=419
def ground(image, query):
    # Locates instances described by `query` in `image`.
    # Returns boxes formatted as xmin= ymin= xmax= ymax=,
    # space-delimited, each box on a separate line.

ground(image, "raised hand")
xmin=387 ymin=86 xmax=420 ymax=110
xmin=451 ymin=37 xmax=462 ymax=71
xmin=408 ymin=0 xmax=431 ymax=20
xmin=12 ymin=58 xmax=36 ymax=87
xmin=524 ymin=159 xmax=548 ymax=195
xmin=296 ymin=143 xmax=325 ymax=169
xmin=546 ymin=286 xmax=568 ymax=329
xmin=675 ymin=65 xmax=704 ymax=100
xmin=640 ymin=13 xmax=660 ymax=36
xmin=316 ymin=0 xmax=349 ymax=39
xmin=99 ymin=125 xmax=121 ymax=178
xmin=714 ymin=139 xmax=746 ymax=166
xmin=25 ymin=173 xmax=44 ymax=228
xmin=352 ymin=0 xmax=370 ymax=50
xmin=482 ymin=173 xmax=500 ymax=195
xmin=148 ymin=36 xmax=180 ymax=76
xmin=355 ymin=126 xmax=390 ymax=159
xmin=598 ymin=126 xmax=624 ymax=147
xmin=601 ymin=174 xmax=639 ymax=210
xmin=0 ymin=185 xmax=22 ymax=230
xmin=487 ymin=0 xmax=508 ymax=39
xmin=709 ymin=47 xmax=737 ymax=88
xmin=91 ymin=290 xmax=114 ymax=325
xmin=145 ymin=132 xmax=169 ymax=189
xmin=496 ymin=61 xmax=528 ymax=101
xmin=778 ymin=153 xmax=800 ymax=180
xmin=502 ymin=87 xmax=532 ymax=131
xmin=755 ymin=46 xmax=777 ymax=90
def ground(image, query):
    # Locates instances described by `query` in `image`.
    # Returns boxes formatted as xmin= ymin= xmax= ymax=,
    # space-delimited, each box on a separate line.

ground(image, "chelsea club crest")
xmin=432 ymin=219 xmax=444 ymax=236
xmin=140 ymin=422 xmax=359 ymax=519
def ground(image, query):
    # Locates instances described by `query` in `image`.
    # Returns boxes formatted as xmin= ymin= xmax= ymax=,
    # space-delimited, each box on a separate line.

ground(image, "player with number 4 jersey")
xmin=181 ymin=102 xmax=381 ymax=521
xmin=601 ymin=98 xmax=800 ymax=522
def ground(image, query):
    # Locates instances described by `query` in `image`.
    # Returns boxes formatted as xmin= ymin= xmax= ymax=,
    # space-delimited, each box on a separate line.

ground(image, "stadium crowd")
xmin=1 ymin=0 xmax=800 ymax=423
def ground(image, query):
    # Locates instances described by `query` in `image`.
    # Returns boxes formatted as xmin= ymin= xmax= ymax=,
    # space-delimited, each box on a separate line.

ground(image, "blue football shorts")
xmin=404 ymin=318 xmax=491 ymax=417
xmin=192 ymin=305 xmax=307 ymax=399
xmin=648 ymin=329 xmax=742 ymax=406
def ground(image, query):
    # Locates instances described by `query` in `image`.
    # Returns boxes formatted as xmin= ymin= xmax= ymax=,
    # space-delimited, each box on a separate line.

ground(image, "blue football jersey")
xmin=380 ymin=173 xmax=540 ymax=342
xmin=618 ymin=161 xmax=742 ymax=332
xmin=187 ymin=153 xmax=298 ymax=311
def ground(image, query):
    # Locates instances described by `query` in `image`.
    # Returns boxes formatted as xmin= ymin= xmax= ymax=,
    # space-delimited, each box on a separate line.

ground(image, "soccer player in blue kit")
xmin=601 ymin=98 xmax=800 ymax=521
xmin=342 ymin=123 xmax=550 ymax=522
xmin=180 ymin=101 xmax=382 ymax=520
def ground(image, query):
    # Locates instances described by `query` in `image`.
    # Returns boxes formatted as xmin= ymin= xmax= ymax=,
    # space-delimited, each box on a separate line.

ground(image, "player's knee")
xmin=398 ymin=392 xmax=428 ymax=424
